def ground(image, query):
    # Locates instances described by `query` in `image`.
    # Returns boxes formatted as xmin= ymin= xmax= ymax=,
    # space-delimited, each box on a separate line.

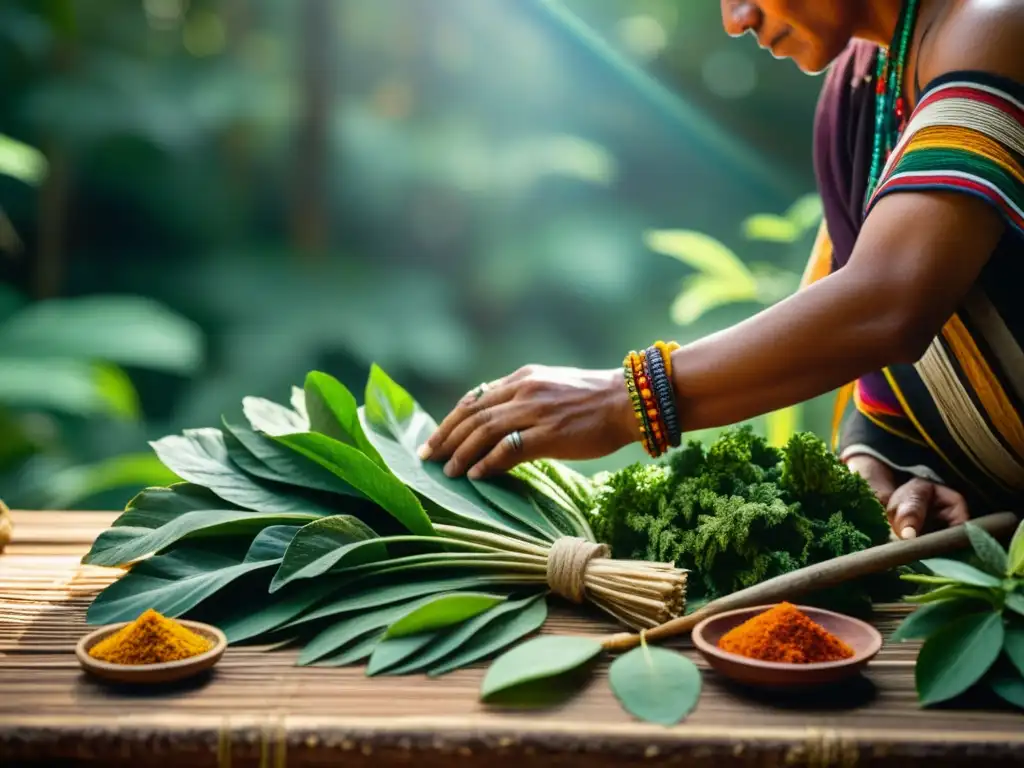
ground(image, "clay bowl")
xmin=692 ymin=604 xmax=882 ymax=689
xmin=76 ymin=620 xmax=227 ymax=685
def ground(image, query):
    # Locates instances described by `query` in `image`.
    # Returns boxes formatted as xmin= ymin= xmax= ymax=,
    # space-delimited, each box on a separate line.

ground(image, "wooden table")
xmin=1 ymin=510 xmax=1022 ymax=768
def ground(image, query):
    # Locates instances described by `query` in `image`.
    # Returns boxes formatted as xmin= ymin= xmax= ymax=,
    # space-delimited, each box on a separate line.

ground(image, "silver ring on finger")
xmin=470 ymin=382 xmax=490 ymax=401
xmin=504 ymin=430 xmax=524 ymax=453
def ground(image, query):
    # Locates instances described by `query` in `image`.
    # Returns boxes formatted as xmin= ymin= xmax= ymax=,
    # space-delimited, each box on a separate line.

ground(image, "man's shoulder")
xmin=924 ymin=0 xmax=1024 ymax=86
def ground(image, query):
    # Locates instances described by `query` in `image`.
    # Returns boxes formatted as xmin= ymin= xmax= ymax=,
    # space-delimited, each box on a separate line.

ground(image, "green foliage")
xmin=479 ymin=635 xmax=604 ymax=705
xmin=0 ymin=290 xmax=204 ymax=509
xmin=591 ymin=426 xmax=901 ymax=608
xmin=608 ymin=643 xmax=702 ymax=725
xmin=892 ymin=518 xmax=1024 ymax=709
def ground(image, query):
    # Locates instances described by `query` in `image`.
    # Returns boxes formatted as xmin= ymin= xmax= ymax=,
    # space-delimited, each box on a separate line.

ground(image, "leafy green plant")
xmin=0 ymin=289 xmax=203 ymax=508
xmin=892 ymin=519 xmax=1024 ymax=709
xmin=590 ymin=426 xmax=905 ymax=612
xmin=82 ymin=365 xmax=691 ymax=727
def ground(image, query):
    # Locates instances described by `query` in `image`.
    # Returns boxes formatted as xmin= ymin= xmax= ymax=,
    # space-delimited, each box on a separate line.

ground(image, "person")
xmin=418 ymin=0 xmax=1024 ymax=541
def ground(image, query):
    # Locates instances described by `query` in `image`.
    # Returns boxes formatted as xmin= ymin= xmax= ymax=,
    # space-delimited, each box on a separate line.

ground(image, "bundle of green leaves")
xmin=891 ymin=521 xmax=1024 ymax=710
xmin=590 ymin=426 xmax=907 ymax=612
xmin=81 ymin=366 xmax=686 ymax=676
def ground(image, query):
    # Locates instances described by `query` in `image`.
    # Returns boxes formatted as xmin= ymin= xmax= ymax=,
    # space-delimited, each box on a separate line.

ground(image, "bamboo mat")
xmin=1 ymin=511 xmax=1023 ymax=768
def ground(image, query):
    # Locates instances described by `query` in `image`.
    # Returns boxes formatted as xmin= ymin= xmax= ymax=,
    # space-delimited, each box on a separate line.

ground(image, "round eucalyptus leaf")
xmin=609 ymin=645 xmax=702 ymax=725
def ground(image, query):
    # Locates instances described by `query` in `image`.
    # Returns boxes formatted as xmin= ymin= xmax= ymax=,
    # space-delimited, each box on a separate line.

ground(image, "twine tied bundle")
xmin=436 ymin=525 xmax=687 ymax=629
xmin=545 ymin=536 xmax=687 ymax=628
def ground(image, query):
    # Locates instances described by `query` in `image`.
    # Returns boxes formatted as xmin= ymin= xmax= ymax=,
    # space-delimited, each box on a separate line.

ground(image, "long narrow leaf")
xmin=428 ymin=597 xmax=548 ymax=677
xmin=274 ymin=431 xmax=435 ymax=536
xmin=151 ymin=429 xmax=336 ymax=515
xmin=360 ymin=365 xmax=539 ymax=540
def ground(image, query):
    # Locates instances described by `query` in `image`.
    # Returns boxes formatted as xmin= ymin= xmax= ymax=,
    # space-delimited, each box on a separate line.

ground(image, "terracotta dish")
xmin=692 ymin=604 xmax=883 ymax=688
xmin=76 ymin=620 xmax=227 ymax=684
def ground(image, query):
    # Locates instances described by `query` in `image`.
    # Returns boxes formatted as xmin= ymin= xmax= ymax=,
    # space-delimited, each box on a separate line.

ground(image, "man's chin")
xmin=789 ymin=52 xmax=834 ymax=77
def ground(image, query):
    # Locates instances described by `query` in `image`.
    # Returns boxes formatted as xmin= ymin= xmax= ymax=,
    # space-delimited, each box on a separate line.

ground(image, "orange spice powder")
xmin=717 ymin=603 xmax=854 ymax=664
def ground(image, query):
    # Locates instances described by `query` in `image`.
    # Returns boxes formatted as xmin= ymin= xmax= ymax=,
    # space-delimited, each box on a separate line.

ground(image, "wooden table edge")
xmin=2 ymin=716 xmax=1024 ymax=766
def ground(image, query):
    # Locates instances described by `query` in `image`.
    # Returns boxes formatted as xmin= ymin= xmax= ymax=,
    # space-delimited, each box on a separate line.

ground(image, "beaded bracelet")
xmin=622 ymin=341 xmax=682 ymax=457
xmin=638 ymin=350 xmax=669 ymax=455
xmin=646 ymin=344 xmax=681 ymax=448
xmin=622 ymin=351 xmax=655 ymax=456
xmin=630 ymin=351 xmax=661 ymax=457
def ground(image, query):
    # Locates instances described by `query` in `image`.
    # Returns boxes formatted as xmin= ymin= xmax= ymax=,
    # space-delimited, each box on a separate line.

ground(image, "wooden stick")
xmin=601 ymin=511 xmax=1020 ymax=651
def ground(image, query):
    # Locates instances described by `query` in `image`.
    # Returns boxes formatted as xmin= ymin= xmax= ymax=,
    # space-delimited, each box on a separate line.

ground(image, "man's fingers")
xmin=845 ymin=454 xmax=898 ymax=507
xmin=886 ymin=479 xmax=935 ymax=540
xmin=934 ymin=484 xmax=971 ymax=526
xmin=440 ymin=403 xmax=526 ymax=478
xmin=418 ymin=381 xmax=516 ymax=461
xmin=467 ymin=427 xmax=541 ymax=480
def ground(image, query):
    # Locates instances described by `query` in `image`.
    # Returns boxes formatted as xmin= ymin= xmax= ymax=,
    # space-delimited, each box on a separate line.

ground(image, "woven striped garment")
xmin=805 ymin=70 xmax=1024 ymax=512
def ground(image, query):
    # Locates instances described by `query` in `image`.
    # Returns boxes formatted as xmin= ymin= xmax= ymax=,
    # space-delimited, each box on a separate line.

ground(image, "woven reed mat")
xmin=1 ymin=511 xmax=1023 ymax=768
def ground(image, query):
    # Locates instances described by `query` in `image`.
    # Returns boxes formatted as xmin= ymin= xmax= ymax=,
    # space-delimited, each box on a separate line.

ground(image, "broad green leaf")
xmin=286 ymin=575 xmax=522 ymax=628
xmin=298 ymin=598 xmax=435 ymax=665
xmin=919 ymin=558 xmax=1002 ymax=588
xmin=608 ymin=645 xmax=702 ymax=725
xmin=385 ymin=592 xmax=507 ymax=638
xmin=316 ymin=631 xmax=383 ymax=667
xmin=470 ymin=474 xmax=560 ymax=542
xmin=83 ymin=509 xmax=318 ymax=567
xmin=274 ymin=431 xmax=434 ymax=536
xmin=741 ymin=213 xmax=799 ymax=243
xmin=270 ymin=515 xmax=385 ymax=591
xmin=36 ymin=453 xmax=179 ymax=510
xmin=916 ymin=612 xmax=1004 ymax=706
xmin=367 ymin=631 xmax=439 ymax=676
xmin=222 ymin=416 xmax=361 ymax=497
xmin=643 ymin=230 xmax=753 ymax=283
xmin=0 ymin=359 xmax=139 ymax=419
xmin=359 ymin=366 xmax=534 ymax=539
xmin=0 ymin=133 xmax=47 ymax=184
xmin=218 ymin=578 xmax=341 ymax=644
xmin=1005 ymin=624 xmax=1024 ymax=678
xmin=304 ymin=371 xmax=384 ymax=465
xmin=86 ymin=525 xmax=300 ymax=625
xmin=1009 ymin=520 xmax=1024 ymax=577
xmin=480 ymin=635 xmax=604 ymax=704
xmin=0 ymin=295 xmax=202 ymax=373
xmin=242 ymin=396 xmax=309 ymax=436
xmin=150 ymin=428 xmax=336 ymax=515
xmin=890 ymin=599 xmax=986 ymax=642
xmin=964 ymin=522 xmax=1009 ymax=576
xmin=389 ymin=594 xmax=546 ymax=676
xmin=123 ymin=483 xmax=233 ymax=519
xmin=429 ymin=597 xmax=548 ymax=677
xmin=991 ymin=672 xmax=1024 ymax=709
xmin=1006 ymin=592 xmax=1024 ymax=617
xmin=670 ymin=273 xmax=759 ymax=326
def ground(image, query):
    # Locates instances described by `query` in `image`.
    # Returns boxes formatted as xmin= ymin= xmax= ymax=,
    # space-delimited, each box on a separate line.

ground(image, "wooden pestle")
xmin=601 ymin=511 xmax=1020 ymax=651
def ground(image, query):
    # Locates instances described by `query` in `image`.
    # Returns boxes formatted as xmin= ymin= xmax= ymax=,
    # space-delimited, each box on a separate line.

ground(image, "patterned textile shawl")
xmin=806 ymin=47 xmax=1024 ymax=512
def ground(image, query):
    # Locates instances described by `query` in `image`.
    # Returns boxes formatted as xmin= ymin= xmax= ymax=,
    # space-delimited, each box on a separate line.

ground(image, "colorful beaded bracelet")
xmin=646 ymin=344 xmax=680 ymax=448
xmin=623 ymin=341 xmax=681 ymax=457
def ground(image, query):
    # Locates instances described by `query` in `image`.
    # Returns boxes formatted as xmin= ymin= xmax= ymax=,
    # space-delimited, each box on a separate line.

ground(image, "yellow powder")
xmin=88 ymin=608 xmax=212 ymax=665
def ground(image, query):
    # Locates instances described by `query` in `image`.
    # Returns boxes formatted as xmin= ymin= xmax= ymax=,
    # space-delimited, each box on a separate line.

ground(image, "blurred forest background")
xmin=0 ymin=0 xmax=835 ymax=511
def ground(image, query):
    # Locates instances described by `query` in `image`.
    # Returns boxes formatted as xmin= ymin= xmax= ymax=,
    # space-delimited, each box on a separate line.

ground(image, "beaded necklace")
xmin=865 ymin=0 xmax=921 ymax=205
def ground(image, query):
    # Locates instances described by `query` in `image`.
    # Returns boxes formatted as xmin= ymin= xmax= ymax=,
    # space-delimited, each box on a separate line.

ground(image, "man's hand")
xmin=418 ymin=366 xmax=637 ymax=480
xmin=845 ymin=454 xmax=970 ymax=539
